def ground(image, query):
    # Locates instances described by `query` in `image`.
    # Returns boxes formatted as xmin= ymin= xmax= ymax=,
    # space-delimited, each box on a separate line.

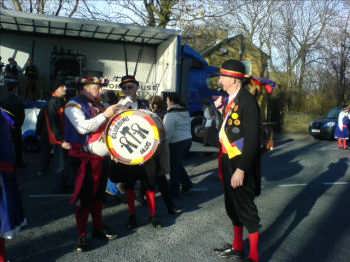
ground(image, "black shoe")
xmin=168 ymin=206 xmax=182 ymax=215
xmin=76 ymin=237 xmax=88 ymax=252
xmin=181 ymin=184 xmax=193 ymax=193
xmin=92 ymin=228 xmax=117 ymax=240
xmin=213 ymin=243 xmax=231 ymax=254
xmin=242 ymin=258 xmax=254 ymax=262
xmin=150 ymin=216 xmax=163 ymax=228
xmin=218 ymin=247 xmax=244 ymax=259
xmin=127 ymin=214 xmax=137 ymax=229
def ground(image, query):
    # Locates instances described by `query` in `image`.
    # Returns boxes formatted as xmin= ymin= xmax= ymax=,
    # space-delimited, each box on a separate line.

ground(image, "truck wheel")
xmin=191 ymin=117 xmax=204 ymax=142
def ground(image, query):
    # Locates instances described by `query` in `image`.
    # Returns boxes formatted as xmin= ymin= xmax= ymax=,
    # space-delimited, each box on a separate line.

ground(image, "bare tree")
xmin=104 ymin=0 xmax=241 ymax=28
xmin=6 ymin=0 xmax=80 ymax=17
xmin=324 ymin=11 xmax=350 ymax=105
xmin=274 ymin=0 xmax=338 ymax=91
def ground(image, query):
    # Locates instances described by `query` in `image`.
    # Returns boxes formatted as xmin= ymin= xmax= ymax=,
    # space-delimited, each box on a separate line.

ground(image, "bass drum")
xmin=105 ymin=109 xmax=163 ymax=165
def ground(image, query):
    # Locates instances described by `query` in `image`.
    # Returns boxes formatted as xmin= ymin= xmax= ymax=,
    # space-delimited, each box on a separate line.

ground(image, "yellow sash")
xmin=219 ymin=100 xmax=242 ymax=159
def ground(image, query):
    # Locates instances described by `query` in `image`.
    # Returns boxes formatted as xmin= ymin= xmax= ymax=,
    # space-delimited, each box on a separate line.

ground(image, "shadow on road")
xmin=8 ymin=151 xmax=223 ymax=262
xmin=261 ymin=157 xmax=348 ymax=262
xmin=291 ymin=179 xmax=350 ymax=262
xmin=262 ymin=141 xmax=321 ymax=182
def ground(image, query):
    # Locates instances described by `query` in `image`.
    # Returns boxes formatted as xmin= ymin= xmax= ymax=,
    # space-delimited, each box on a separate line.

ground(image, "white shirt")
xmin=117 ymin=96 xmax=138 ymax=109
xmin=65 ymin=100 xmax=107 ymax=135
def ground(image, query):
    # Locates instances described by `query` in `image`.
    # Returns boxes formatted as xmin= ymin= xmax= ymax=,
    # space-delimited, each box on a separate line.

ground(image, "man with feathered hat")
xmin=64 ymin=76 xmax=119 ymax=252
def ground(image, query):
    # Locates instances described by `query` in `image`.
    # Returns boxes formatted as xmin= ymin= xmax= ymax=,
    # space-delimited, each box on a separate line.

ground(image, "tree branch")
xmin=69 ymin=0 xmax=79 ymax=18
xmin=55 ymin=0 xmax=63 ymax=16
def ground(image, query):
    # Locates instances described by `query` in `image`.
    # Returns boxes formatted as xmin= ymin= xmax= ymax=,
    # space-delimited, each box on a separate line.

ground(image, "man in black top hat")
xmin=110 ymin=75 xmax=179 ymax=229
xmin=213 ymin=60 xmax=261 ymax=262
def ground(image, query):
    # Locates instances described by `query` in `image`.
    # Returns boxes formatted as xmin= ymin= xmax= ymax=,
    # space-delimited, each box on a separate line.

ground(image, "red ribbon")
xmin=0 ymin=162 xmax=15 ymax=173
xmin=220 ymin=68 xmax=247 ymax=79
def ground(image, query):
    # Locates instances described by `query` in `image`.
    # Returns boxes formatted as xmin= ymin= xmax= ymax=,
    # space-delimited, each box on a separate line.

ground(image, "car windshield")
xmin=326 ymin=108 xmax=341 ymax=118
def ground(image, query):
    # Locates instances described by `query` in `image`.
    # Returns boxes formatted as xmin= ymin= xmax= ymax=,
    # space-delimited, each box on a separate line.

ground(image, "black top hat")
xmin=50 ymin=79 xmax=66 ymax=93
xmin=220 ymin=59 xmax=248 ymax=79
xmin=119 ymin=75 xmax=139 ymax=87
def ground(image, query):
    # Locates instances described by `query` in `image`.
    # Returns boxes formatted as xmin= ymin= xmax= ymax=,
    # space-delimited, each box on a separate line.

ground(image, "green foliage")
xmin=283 ymin=112 xmax=320 ymax=134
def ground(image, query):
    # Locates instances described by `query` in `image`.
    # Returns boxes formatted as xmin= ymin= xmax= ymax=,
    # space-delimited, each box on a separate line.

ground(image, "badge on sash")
xmin=232 ymin=127 xmax=240 ymax=134
xmin=231 ymin=113 xmax=239 ymax=120
xmin=234 ymin=119 xmax=240 ymax=126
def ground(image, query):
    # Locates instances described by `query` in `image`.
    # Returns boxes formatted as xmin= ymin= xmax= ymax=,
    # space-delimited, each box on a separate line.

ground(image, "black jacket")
xmin=221 ymin=87 xmax=261 ymax=194
xmin=47 ymin=96 xmax=65 ymax=142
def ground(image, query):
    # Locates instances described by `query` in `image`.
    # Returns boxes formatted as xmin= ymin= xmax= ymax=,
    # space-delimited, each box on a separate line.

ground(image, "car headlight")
xmin=324 ymin=122 xmax=335 ymax=128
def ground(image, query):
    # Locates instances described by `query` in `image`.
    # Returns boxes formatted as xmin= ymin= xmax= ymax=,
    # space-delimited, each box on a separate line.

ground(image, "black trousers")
xmin=222 ymin=155 xmax=260 ymax=233
xmin=109 ymin=157 xmax=174 ymax=210
xmin=12 ymin=127 xmax=24 ymax=165
xmin=39 ymin=134 xmax=52 ymax=172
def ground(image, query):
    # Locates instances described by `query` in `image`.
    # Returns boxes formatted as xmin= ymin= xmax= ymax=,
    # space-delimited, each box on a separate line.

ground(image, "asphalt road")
xmin=7 ymin=134 xmax=350 ymax=262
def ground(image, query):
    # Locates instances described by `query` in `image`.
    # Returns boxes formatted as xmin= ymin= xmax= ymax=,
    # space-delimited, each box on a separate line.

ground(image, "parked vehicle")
xmin=309 ymin=107 xmax=341 ymax=140
xmin=0 ymin=10 xmax=217 ymax=143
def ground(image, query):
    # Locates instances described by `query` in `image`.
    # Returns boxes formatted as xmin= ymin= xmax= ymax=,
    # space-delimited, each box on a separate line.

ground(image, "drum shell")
xmin=85 ymin=124 xmax=109 ymax=157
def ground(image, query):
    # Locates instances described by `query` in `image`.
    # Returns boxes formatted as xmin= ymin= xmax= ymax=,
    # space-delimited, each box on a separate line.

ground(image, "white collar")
xmin=228 ymin=88 xmax=240 ymax=103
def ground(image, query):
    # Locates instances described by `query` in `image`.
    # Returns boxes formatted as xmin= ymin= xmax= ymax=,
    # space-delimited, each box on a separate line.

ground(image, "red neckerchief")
xmin=224 ymin=98 xmax=236 ymax=118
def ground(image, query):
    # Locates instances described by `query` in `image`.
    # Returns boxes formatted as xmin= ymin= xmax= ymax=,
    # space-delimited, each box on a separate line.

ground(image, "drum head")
xmin=105 ymin=110 xmax=161 ymax=165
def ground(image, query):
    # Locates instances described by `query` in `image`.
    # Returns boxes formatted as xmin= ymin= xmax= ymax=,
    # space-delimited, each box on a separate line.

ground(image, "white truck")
xmin=0 ymin=10 xmax=218 ymax=144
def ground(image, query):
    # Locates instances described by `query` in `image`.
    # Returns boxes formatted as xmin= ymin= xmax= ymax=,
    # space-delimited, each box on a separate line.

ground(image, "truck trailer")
xmin=0 ymin=10 xmax=217 ymax=142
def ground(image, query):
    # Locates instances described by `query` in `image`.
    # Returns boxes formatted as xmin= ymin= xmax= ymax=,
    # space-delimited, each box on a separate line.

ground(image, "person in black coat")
xmin=36 ymin=104 xmax=51 ymax=176
xmin=46 ymin=80 xmax=73 ymax=192
xmin=0 ymin=80 xmax=25 ymax=167
xmin=213 ymin=60 xmax=261 ymax=262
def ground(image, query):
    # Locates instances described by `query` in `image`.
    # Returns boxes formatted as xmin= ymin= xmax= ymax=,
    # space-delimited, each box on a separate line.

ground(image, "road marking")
xmin=278 ymin=182 xmax=350 ymax=188
xmin=323 ymin=182 xmax=349 ymax=185
xmin=278 ymin=184 xmax=307 ymax=187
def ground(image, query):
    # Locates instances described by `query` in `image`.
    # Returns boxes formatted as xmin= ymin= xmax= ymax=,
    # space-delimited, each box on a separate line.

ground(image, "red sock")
xmin=0 ymin=238 xmax=5 ymax=262
xmin=75 ymin=206 xmax=90 ymax=238
xmin=249 ymin=232 xmax=260 ymax=262
xmin=338 ymin=139 xmax=342 ymax=148
xmin=127 ymin=189 xmax=136 ymax=215
xmin=232 ymin=226 xmax=243 ymax=252
xmin=145 ymin=190 xmax=157 ymax=217
xmin=91 ymin=200 xmax=104 ymax=231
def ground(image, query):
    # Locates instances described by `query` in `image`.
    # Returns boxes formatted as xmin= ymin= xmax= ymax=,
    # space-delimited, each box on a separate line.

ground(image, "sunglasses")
xmin=121 ymin=85 xmax=136 ymax=90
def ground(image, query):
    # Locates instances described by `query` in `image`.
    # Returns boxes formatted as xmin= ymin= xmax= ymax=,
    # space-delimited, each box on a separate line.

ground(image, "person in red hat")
xmin=64 ymin=76 xmax=119 ymax=252
xmin=213 ymin=60 xmax=261 ymax=262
